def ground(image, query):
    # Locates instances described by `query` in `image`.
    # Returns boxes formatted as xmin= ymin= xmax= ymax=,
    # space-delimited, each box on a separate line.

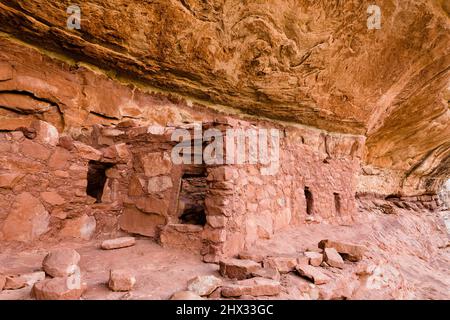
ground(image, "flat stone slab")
xmin=296 ymin=264 xmax=331 ymax=285
xmin=101 ymin=237 xmax=136 ymax=250
xmin=304 ymin=251 xmax=323 ymax=267
xmin=318 ymin=239 xmax=366 ymax=262
xmin=219 ymin=258 xmax=261 ymax=280
xmin=323 ymin=248 xmax=344 ymax=269
xmin=221 ymin=277 xmax=281 ymax=297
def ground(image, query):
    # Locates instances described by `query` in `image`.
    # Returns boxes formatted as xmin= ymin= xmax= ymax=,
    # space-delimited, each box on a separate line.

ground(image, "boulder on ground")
xmin=318 ymin=239 xmax=366 ymax=262
xmin=33 ymin=277 xmax=87 ymax=300
xmin=219 ymin=258 xmax=260 ymax=280
xmin=42 ymin=248 xmax=81 ymax=278
xmin=108 ymin=269 xmax=136 ymax=292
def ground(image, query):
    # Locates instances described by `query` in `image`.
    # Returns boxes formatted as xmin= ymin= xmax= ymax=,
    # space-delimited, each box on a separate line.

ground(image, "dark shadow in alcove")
xmin=334 ymin=192 xmax=341 ymax=215
xmin=178 ymin=167 xmax=207 ymax=226
xmin=86 ymin=161 xmax=113 ymax=203
xmin=305 ymin=186 xmax=314 ymax=215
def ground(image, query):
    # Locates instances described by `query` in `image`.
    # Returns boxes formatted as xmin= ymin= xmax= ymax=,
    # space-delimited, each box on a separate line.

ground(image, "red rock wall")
xmin=0 ymin=35 xmax=378 ymax=259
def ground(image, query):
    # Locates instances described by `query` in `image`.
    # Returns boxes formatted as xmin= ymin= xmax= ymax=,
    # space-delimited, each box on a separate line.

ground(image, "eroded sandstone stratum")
xmin=0 ymin=0 xmax=449 ymax=300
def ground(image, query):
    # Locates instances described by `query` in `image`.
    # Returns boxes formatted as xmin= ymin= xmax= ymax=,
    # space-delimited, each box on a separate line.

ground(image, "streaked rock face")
xmin=0 ymin=0 xmax=448 ymax=195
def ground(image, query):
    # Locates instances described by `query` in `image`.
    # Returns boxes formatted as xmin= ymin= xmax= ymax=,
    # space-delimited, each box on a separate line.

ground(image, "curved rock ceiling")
xmin=0 ymin=0 xmax=449 ymax=191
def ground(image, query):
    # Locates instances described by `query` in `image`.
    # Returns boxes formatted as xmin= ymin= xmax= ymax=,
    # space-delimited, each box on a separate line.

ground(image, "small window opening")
xmin=304 ymin=187 xmax=314 ymax=215
xmin=178 ymin=166 xmax=207 ymax=226
xmin=334 ymin=193 xmax=341 ymax=215
xmin=86 ymin=161 xmax=113 ymax=203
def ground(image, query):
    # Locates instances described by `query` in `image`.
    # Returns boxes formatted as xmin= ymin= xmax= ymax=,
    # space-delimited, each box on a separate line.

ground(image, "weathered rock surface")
xmin=60 ymin=215 xmax=96 ymax=240
xmin=296 ymin=265 xmax=330 ymax=285
xmin=1 ymin=192 xmax=49 ymax=242
xmin=33 ymin=277 xmax=87 ymax=300
xmin=304 ymin=252 xmax=323 ymax=267
xmin=4 ymin=276 xmax=27 ymax=290
xmin=0 ymin=0 xmax=448 ymax=197
xmin=219 ymin=259 xmax=261 ymax=280
xmin=263 ymin=256 xmax=298 ymax=274
xmin=19 ymin=272 xmax=46 ymax=287
xmin=323 ymin=248 xmax=345 ymax=269
xmin=318 ymin=240 xmax=366 ymax=262
xmin=187 ymin=275 xmax=222 ymax=296
xmin=170 ymin=291 xmax=203 ymax=300
xmin=101 ymin=237 xmax=136 ymax=250
xmin=42 ymin=249 xmax=81 ymax=278
xmin=251 ymin=267 xmax=281 ymax=281
xmin=108 ymin=269 xmax=136 ymax=292
xmin=221 ymin=277 xmax=281 ymax=297
xmin=0 ymin=274 xmax=6 ymax=291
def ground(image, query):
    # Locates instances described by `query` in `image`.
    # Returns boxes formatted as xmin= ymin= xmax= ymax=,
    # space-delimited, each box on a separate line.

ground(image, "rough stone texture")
xmin=0 ymin=1 xmax=448 ymax=197
xmin=187 ymin=275 xmax=222 ymax=296
xmin=323 ymin=248 xmax=345 ymax=269
xmin=304 ymin=252 xmax=323 ymax=267
xmin=251 ymin=267 xmax=281 ymax=281
xmin=221 ymin=277 xmax=281 ymax=297
xmin=0 ymin=0 xmax=448 ymax=301
xmin=4 ymin=275 xmax=27 ymax=290
xmin=0 ymin=274 xmax=6 ymax=291
xmin=120 ymin=207 xmax=166 ymax=238
xmin=33 ymin=277 xmax=87 ymax=300
xmin=296 ymin=264 xmax=331 ymax=285
xmin=19 ymin=271 xmax=46 ymax=287
xmin=219 ymin=259 xmax=261 ymax=280
xmin=101 ymin=237 xmax=136 ymax=250
xmin=318 ymin=239 xmax=366 ymax=262
xmin=60 ymin=215 xmax=97 ymax=240
xmin=108 ymin=269 xmax=136 ymax=292
xmin=170 ymin=291 xmax=203 ymax=300
xmin=42 ymin=249 xmax=81 ymax=278
xmin=263 ymin=256 xmax=298 ymax=274
xmin=238 ymin=251 xmax=265 ymax=263
xmin=30 ymin=120 xmax=59 ymax=146
xmin=1 ymin=192 xmax=49 ymax=241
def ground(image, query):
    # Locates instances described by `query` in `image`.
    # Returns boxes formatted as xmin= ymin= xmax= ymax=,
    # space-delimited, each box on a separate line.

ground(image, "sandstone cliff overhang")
xmin=0 ymin=0 xmax=449 ymax=194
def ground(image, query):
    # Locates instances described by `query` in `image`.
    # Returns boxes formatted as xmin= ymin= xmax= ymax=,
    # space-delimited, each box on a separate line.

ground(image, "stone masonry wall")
xmin=200 ymin=121 xmax=364 ymax=262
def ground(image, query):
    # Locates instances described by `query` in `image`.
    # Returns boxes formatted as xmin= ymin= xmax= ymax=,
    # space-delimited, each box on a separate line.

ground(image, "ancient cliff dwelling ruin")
xmin=0 ymin=0 xmax=449 ymax=301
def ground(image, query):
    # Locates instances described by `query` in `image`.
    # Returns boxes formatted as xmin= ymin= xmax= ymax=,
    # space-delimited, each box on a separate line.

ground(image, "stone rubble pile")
xmin=173 ymin=239 xmax=367 ymax=300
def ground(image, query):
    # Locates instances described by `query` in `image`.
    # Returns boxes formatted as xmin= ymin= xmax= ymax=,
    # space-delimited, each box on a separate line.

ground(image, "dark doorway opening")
xmin=178 ymin=166 xmax=207 ymax=226
xmin=86 ymin=161 xmax=113 ymax=203
xmin=304 ymin=187 xmax=314 ymax=215
xmin=334 ymin=193 xmax=341 ymax=215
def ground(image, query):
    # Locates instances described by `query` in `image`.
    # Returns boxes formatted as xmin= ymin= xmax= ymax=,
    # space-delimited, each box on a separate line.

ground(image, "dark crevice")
xmin=0 ymin=89 xmax=65 ymax=129
xmin=89 ymin=111 xmax=120 ymax=120
xmin=178 ymin=167 xmax=207 ymax=226
xmin=86 ymin=161 xmax=114 ymax=203
xmin=305 ymin=186 xmax=314 ymax=215
xmin=334 ymin=192 xmax=341 ymax=215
